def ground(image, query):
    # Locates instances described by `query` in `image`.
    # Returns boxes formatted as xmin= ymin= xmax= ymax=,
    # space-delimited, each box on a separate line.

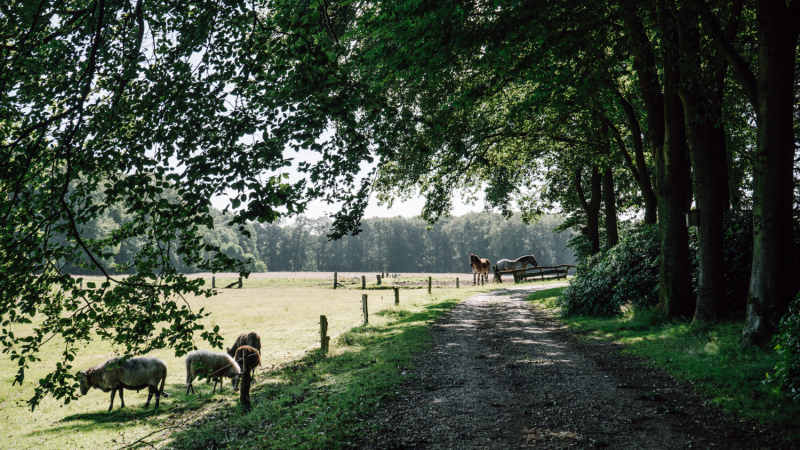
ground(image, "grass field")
xmin=526 ymin=287 xmax=800 ymax=442
xmin=0 ymin=272 xmax=502 ymax=449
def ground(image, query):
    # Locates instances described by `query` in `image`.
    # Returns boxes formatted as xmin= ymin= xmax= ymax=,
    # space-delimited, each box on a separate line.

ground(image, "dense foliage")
xmin=771 ymin=294 xmax=800 ymax=401
xmin=559 ymin=210 xmax=761 ymax=318
xmin=557 ymin=225 xmax=660 ymax=317
xmin=0 ymin=0 xmax=306 ymax=409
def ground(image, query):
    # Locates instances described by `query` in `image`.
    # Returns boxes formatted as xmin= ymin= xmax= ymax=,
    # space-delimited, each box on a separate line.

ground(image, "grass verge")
xmin=527 ymin=287 xmax=800 ymax=439
xmin=162 ymin=287 xmax=493 ymax=449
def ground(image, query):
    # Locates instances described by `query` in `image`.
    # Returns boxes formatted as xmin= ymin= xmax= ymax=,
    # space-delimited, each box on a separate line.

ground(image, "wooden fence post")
xmin=456 ymin=277 xmax=459 ymax=288
xmin=362 ymin=275 xmax=366 ymax=290
xmin=212 ymin=276 xmax=215 ymax=289
xmin=320 ymin=315 xmax=330 ymax=353
xmin=334 ymin=272 xmax=338 ymax=289
xmin=362 ymin=294 xmax=368 ymax=326
xmin=376 ymin=274 xmax=381 ymax=285
xmin=428 ymin=277 xmax=432 ymax=294
xmin=239 ymin=354 xmax=251 ymax=411
xmin=238 ymin=277 xmax=242 ymax=289
xmin=394 ymin=287 xmax=399 ymax=305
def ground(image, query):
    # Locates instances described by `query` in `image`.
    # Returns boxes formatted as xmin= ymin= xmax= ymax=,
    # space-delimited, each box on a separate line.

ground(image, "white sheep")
xmin=79 ymin=356 xmax=169 ymax=412
xmin=184 ymin=350 xmax=241 ymax=395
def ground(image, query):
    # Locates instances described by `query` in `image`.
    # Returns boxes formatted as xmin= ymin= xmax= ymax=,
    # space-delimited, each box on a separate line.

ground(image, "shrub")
xmin=771 ymin=293 xmax=800 ymax=400
xmin=557 ymin=224 xmax=660 ymax=317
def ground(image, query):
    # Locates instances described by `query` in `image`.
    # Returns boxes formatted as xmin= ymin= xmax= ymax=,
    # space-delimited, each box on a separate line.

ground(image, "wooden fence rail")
xmin=495 ymin=264 xmax=576 ymax=283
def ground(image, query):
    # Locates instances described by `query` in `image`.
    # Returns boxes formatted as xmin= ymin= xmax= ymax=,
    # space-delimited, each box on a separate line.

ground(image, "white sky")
xmin=209 ymin=146 xmax=487 ymax=220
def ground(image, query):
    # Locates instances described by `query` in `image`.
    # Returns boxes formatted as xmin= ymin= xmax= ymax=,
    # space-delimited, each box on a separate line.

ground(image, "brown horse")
xmin=469 ymin=254 xmax=491 ymax=285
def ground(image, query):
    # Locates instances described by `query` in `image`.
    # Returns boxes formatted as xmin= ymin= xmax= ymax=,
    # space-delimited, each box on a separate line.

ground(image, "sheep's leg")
xmin=211 ymin=378 xmax=218 ymax=394
xmin=108 ymin=389 xmax=116 ymax=412
xmin=118 ymin=388 xmax=125 ymax=409
xmin=186 ymin=374 xmax=195 ymax=395
xmin=145 ymin=386 xmax=154 ymax=408
xmin=156 ymin=373 xmax=166 ymax=407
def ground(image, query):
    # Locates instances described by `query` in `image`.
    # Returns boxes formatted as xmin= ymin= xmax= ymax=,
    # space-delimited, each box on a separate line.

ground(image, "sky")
xmin=209 ymin=146 xmax=488 ymax=220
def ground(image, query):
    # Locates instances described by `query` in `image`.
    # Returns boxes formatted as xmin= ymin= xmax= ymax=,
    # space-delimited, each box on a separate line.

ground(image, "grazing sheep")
xmin=232 ymin=345 xmax=261 ymax=390
xmin=226 ymin=331 xmax=261 ymax=358
xmin=78 ymin=356 xmax=168 ymax=412
xmin=184 ymin=350 xmax=241 ymax=395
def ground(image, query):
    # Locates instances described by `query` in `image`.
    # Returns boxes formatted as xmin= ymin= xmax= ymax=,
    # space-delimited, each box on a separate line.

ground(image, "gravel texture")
xmin=361 ymin=286 xmax=788 ymax=449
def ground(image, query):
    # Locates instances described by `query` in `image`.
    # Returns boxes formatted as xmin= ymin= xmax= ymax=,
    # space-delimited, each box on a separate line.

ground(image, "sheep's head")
xmin=226 ymin=347 xmax=235 ymax=357
xmin=232 ymin=373 xmax=242 ymax=392
xmin=78 ymin=371 xmax=90 ymax=396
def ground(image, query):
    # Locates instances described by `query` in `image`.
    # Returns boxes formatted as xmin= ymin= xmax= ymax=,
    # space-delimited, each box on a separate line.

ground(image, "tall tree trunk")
xmin=656 ymin=8 xmax=694 ymax=318
xmin=603 ymin=168 xmax=619 ymax=248
xmin=575 ymin=165 xmax=602 ymax=255
xmin=673 ymin=9 xmax=728 ymax=323
xmin=683 ymin=105 xmax=727 ymax=322
xmin=744 ymin=0 xmax=798 ymax=344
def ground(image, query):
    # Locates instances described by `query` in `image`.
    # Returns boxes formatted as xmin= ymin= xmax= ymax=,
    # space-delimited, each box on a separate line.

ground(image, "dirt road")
xmin=362 ymin=286 xmax=785 ymax=449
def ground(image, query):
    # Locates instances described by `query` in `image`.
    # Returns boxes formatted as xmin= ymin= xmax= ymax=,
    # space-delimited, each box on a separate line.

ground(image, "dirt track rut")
xmin=361 ymin=286 xmax=786 ymax=449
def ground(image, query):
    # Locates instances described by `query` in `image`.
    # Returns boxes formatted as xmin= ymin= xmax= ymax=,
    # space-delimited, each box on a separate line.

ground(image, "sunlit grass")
xmin=1 ymin=276 xmax=497 ymax=449
xmin=527 ymin=287 xmax=800 ymax=441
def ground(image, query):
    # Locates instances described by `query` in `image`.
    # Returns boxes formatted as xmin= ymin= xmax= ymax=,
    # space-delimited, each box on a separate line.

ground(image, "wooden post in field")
xmin=334 ymin=272 xmax=338 ymax=289
xmin=320 ymin=315 xmax=330 ymax=353
xmin=362 ymin=294 xmax=369 ymax=325
xmin=240 ymin=353 xmax=251 ymax=411
xmin=212 ymin=276 xmax=215 ymax=289
xmin=394 ymin=287 xmax=399 ymax=305
xmin=456 ymin=277 xmax=459 ymax=288
xmin=376 ymin=274 xmax=381 ymax=285
xmin=238 ymin=277 xmax=243 ymax=289
xmin=428 ymin=277 xmax=432 ymax=294
xmin=362 ymin=275 xmax=366 ymax=290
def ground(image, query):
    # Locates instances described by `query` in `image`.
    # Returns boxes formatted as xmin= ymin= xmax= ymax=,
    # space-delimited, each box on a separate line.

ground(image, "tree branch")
xmin=698 ymin=3 xmax=757 ymax=108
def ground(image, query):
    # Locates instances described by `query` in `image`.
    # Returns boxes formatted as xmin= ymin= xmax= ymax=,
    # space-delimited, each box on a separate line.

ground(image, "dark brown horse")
xmin=469 ymin=254 xmax=491 ymax=285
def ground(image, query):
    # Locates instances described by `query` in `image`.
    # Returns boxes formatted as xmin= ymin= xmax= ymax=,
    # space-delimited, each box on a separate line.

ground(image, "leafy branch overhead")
xmin=0 ymin=0 xmax=305 ymax=409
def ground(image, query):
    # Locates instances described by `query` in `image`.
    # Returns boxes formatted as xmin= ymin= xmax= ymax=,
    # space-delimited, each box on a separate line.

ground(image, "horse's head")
xmin=469 ymin=253 xmax=475 ymax=264
xmin=528 ymin=254 xmax=539 ymax=267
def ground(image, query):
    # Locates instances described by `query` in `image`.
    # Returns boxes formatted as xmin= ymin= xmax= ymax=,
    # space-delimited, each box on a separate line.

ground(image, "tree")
xmin=700 ymin=0 xmax=800 ymax=345
xmin=0 ymin=0 xmax=304 ymax=408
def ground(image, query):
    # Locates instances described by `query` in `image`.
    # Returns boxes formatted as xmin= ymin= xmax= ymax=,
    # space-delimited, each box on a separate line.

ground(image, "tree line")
xmin=60 ymin=208 xmax=576 ymax=275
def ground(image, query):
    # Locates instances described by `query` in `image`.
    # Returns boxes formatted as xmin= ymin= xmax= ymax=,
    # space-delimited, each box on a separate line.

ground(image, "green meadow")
xmin=1 ymin=273 xmax=500 ymax=449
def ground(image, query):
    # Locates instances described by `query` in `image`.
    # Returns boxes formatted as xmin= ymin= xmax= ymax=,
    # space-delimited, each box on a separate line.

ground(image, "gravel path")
xmin=362 ymin=286 xmax=787 ymax=449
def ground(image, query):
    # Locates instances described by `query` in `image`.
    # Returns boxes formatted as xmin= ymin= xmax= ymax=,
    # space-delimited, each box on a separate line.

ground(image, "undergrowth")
xmin=528 ymin=287 xmax=800 ymax=441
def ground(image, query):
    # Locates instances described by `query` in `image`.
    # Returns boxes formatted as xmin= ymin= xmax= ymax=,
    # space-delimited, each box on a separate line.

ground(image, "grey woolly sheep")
xmin=226 ymin=331 xmax=261 ymax=357
xmin=78 ymin=356 xmax=169 ymax=412
xmin=232 ymin=345 xmax=261 ymax=391
xmin=184 ymin=350 xmax=241 ymax=395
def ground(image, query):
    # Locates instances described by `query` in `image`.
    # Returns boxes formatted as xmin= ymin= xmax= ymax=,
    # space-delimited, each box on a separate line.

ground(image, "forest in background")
xmin=61 ymin=211 xmax=576 ymax=275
